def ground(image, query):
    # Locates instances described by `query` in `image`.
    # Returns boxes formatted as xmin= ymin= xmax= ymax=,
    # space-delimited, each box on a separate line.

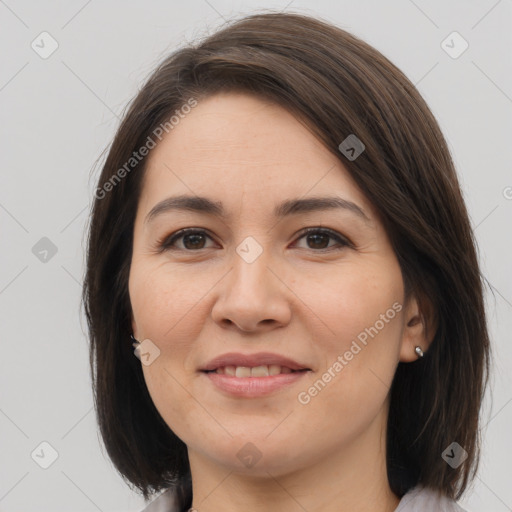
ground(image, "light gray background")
xmin=1 ymin=1 xmax=511 ymax=511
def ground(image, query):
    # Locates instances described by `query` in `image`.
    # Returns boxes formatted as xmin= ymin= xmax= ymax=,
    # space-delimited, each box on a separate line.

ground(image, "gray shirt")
xmin=141 ymin=484 xmax=467 ymax=511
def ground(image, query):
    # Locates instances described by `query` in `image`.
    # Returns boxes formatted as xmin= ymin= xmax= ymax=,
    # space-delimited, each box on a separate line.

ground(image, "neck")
xmin=187 ymin=406 xmax=400 ymax=512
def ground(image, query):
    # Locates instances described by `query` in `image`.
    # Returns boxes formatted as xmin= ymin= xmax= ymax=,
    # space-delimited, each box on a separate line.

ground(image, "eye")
xmin=157 ymin=227 xmax=351 ymax=252
xmin=293 ymin=227 xmax=352 ymax=251
xmin=157 ymin=228 xmax=217 ymax=251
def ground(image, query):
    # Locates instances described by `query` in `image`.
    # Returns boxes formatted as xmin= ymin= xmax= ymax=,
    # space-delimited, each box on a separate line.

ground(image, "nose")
xmin=210 ymin=246 xmax=292 ymax=333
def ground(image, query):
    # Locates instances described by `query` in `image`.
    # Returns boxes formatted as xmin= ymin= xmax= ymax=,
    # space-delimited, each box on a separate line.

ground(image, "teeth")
xmin=251 ymin=365 xmax=269 ymax=377
xmin=269 ymin=364 xmax=281 ymax=376
xmin=214 ymin=365 xmax=299 ymax=377
xmin=224 ymin=365 xmax=236 ymax=376
xmin=235 ymin=366 xmax=252 ymax=378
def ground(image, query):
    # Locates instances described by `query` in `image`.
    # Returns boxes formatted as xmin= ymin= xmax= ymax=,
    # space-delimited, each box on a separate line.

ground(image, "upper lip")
xmin=200 ymin=352 xmax=310 ymax=372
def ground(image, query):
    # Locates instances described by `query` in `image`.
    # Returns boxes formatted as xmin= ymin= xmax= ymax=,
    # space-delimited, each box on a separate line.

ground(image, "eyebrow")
xmin=144 ymin=194 xmax=371 ymax=225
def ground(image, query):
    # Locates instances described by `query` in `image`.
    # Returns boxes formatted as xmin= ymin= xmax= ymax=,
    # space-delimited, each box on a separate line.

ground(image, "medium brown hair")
xmin=82 ymin=11 xmax=491 ymax=506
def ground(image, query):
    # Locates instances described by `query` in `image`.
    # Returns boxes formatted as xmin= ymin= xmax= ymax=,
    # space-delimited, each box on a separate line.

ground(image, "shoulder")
xmin=395 ymin=485 xmax=467 ymax=512
xmin=140 ymin=487 xmax=181 ymax=512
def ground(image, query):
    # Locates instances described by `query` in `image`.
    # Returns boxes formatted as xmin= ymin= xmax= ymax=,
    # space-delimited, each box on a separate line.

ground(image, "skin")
xmin=129 ymin=92 xmax=433 ymax=512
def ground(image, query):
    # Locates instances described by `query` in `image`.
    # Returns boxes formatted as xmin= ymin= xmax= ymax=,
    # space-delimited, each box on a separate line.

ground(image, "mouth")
xmin=200 ymin=352 xmax=311 ymax=374
xmin=200 ymin=353 xmax=312 ymax=397
xmin=203 ymin=365 xmax=309 ymax=377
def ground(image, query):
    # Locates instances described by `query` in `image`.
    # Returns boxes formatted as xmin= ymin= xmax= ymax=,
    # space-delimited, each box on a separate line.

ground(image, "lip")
xmin=203 ymin=371 xmax=309 ymax=397
xmin=200 ymin=352 xmax=311 ymax=398
xmin=200 ymin=352 xmax=309 ymax=372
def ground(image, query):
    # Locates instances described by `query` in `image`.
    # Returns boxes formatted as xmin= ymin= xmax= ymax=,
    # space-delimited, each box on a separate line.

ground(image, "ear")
xmin=399 ymin=292 xmax=437 ymax=362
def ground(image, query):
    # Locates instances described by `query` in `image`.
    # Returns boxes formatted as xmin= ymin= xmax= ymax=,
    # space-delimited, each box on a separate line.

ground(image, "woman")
xmin=83 ymin=12 xmax=491 ymax=512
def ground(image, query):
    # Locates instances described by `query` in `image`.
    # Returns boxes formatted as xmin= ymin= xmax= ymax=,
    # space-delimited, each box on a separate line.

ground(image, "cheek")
xmin=295 ymin=259 xmax=404 ymax=407
xmin=141 ymin=362 xmax=199 ymax=443
xmin=129 ymin=262 xmax=209 ymax=350
xmin=129 ymin=262 xmax=211 ymax=432
xmin=292 ymin=258 xmax=404 ymax=350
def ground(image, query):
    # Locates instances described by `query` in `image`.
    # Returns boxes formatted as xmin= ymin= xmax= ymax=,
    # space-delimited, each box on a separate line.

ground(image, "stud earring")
xmin=415 ymin=346 xmax=424 ymax=358
xmin=131 ymin=334 xmax=140 ymax=349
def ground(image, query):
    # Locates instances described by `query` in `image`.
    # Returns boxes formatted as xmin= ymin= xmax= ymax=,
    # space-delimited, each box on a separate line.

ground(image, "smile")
xmin=206 ymin=365 xmax=305 ymax=377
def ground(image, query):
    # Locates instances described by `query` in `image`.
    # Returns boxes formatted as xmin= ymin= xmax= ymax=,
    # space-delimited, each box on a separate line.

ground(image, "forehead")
xmin=139 ymin=92 xmax=376 ymax=221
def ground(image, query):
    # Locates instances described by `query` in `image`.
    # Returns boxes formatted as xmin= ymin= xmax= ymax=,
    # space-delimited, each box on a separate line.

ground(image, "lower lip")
xmin=203 ymin=371 xmax=308 ymax=397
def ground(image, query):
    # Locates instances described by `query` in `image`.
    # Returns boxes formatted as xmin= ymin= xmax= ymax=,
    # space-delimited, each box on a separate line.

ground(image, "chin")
xmin=193 ymin=433 xmax=311 ymax=476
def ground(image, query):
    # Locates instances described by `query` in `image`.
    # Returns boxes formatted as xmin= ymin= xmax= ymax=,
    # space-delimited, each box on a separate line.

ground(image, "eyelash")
xmin=156 ymin=227 xmax=353 ymax=253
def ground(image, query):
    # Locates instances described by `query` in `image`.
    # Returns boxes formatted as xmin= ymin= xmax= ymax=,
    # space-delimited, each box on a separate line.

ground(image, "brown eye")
xmin=181 ymin=232 xmax=207 ymax=250
xmin=158 ymin=227 xmax=351 ymax=253
xmin=305 ymin=232 xmax=330 ymax=249
xmin=159 ymin=229 xmax=215 ymax=251
xmin=294 ymin=228 xmax=351 ymax=251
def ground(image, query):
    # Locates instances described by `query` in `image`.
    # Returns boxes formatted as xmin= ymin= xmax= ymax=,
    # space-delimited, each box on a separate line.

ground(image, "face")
xmin=129 ymin=92 xmax=417 ymax=476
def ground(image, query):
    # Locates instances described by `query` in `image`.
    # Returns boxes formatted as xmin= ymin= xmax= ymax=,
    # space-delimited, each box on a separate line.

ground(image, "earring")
xmin=415 ymin=346 xmax=424 ymax=358
xmin=131 ymin=334 xmax=140 ymax=349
